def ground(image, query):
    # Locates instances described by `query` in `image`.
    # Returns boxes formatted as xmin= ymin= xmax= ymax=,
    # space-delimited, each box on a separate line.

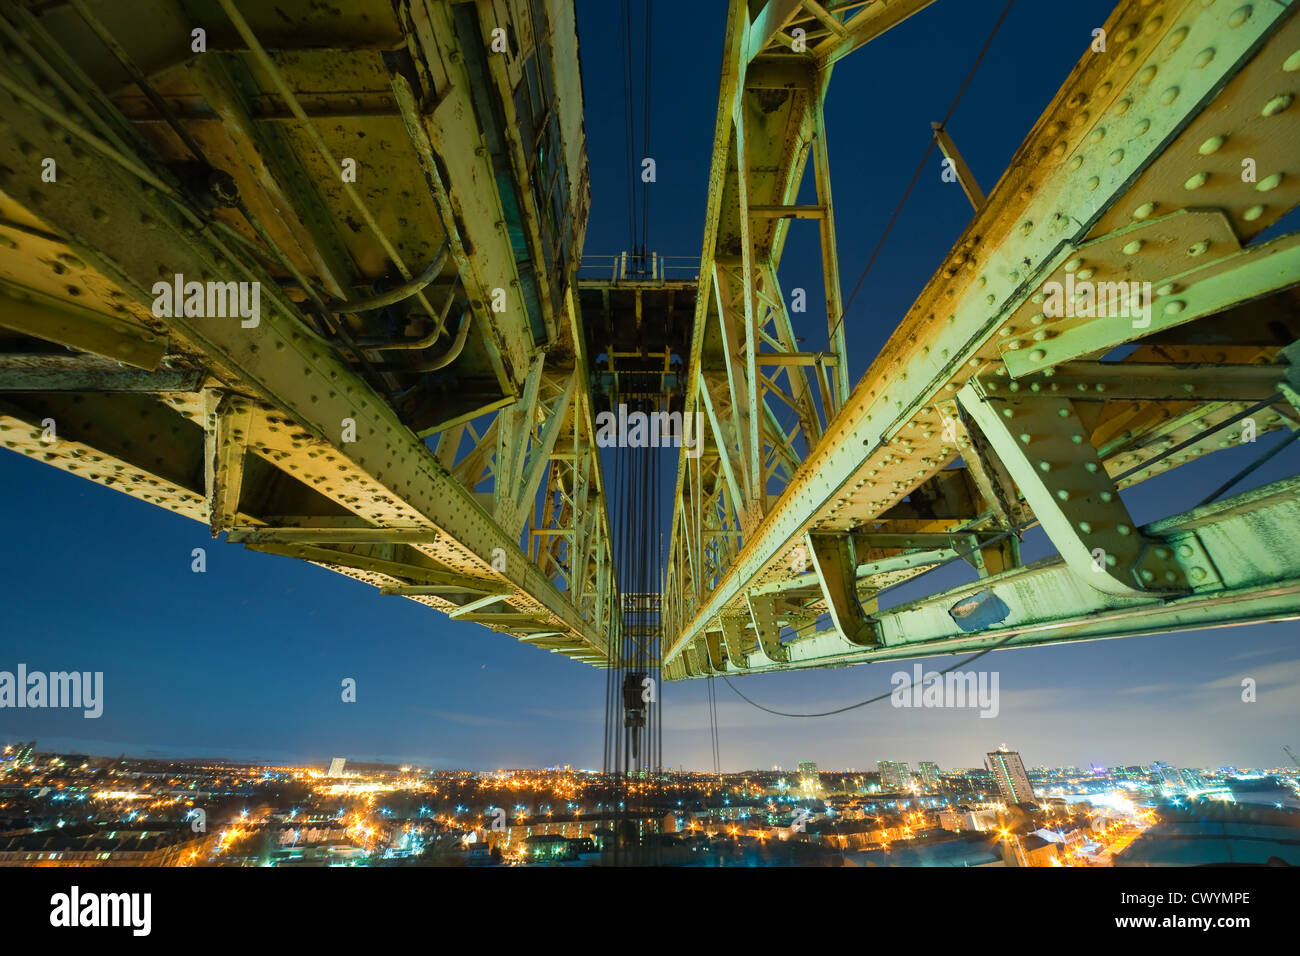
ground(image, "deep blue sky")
xmin=1 ymin=0 xmax=1297 ymax=772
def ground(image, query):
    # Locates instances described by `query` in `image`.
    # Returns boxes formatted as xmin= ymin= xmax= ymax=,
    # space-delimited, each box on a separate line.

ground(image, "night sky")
xmin=1 ymin=0 xmax=1297 ymax=772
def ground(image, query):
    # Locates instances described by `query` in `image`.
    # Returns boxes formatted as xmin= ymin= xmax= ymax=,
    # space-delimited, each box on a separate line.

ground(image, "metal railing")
xmin=578 ymin=252 xmax=699 ymax=283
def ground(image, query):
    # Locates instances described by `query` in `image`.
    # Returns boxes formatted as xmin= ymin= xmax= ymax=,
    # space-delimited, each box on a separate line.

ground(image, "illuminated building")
xmin=797 ymin=762 xmax=822 ymax=796
xmin=9 ymin=742 xmax=36 ymax=767
xmin=328 ymin=757 xmax=347 ymax=778
xmin=918 ymin=762 xmax=941 ymax=790
xmin=0 ymin=825 xmax=209 ymax=866
xmin=986 ymin=749 xmax=1036 ymax=805
xmin=877 ymin=761 xmax=911 ymax=791
xmin=1015 ymin=834 xmax=1058 ymax=867
xmin=1150 ymin=762 xmax=1185 ymax=791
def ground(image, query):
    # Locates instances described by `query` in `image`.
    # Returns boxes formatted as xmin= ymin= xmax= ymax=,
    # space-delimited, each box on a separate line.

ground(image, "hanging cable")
xmin=723 ymin=632 xmax=1020 ymax=718
xmin=641 ymin=0 xmax=653 ymax=261
xmin=620 ymin=0 xmax=639 ymax=257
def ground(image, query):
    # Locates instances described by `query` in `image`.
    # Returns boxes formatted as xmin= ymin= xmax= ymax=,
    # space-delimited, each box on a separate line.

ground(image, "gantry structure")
xmin=660 ymin=0 xmax=1300 ymax=678
xmin=0 ymin=0 xmax=1298 ymax=681
xmin=0 ymin=0 xmax=613 ymax=663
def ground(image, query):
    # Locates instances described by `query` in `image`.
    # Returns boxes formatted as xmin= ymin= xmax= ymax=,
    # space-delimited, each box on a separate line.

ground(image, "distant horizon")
xmin=5 ymin=736 xmax=1291 ymax=776
xmin=3 ymin=0 xmax=1297 ymax=777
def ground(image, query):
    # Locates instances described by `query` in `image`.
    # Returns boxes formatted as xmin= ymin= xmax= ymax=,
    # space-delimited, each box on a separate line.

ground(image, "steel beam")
xmin=681 ymin=474 xmax=1300 ymax=678
xmin=807 ymin=532 xmax=880 ymax=647
xmin=663 ymin=0 xmax=1300 ymax=676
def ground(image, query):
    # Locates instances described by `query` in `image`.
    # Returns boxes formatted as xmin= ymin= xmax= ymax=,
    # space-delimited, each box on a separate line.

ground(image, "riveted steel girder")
xmin=702 ymin=474 xmax=1300 ymax=677
xmin=806 ymin=532 xmax=881 ymax=647
xmin=958 ymin=375 xmax=1200 ymax=596
xmin=663 ymin=0 xmax=1300 ymax=678
xmin=0 ymin=0 xmax=613 ymax=666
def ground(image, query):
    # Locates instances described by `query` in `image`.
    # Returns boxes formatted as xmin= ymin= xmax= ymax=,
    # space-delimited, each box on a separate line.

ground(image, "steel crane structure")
xmin=0 ymin=0 xmax=1298 ymax=684
xmin=0 ymin=0 xmax=614 ymax=663
xmin=661 ymin=0 xmax=1300 ymax=678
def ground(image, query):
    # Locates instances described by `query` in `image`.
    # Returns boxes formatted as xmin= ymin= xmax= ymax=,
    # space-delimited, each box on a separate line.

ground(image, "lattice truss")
xmin=662 ymin=0 xmax=1300 ymax=680
xmin=0 ymin=0 xmax=614 ymax=664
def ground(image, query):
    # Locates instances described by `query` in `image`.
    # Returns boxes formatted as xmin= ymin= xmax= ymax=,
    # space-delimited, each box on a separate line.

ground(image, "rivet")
xmin=1262 ymin=94 xmax=1292 ymax=117
xmin=1164 ymin=300 xmax=1186 ymax=315
xmin=1227 ymin=5 xmax=1252 ymax=29
xmin=1243 ymin=204 xmax=1265 ymax=221
xmin=1137 ymin=65 xmax=1157 ymax=85
xmin=1187 ymin=240 xmax=1210 ymax=256
xmin=1133 ymin=201 xmax=1156 ymax=219
xmin=1256 ymin=172 xmax=1283 ymax=191
xmin=1056 ymin=489 xmax=1070 ymax=502
xmin=1078 ymin=521 xmax=1091 ymax=533
xmin=1123 ymin=239 xmax=1144 ymax=255
xmin=1184 ymin=172 xmax=1209 ymax=190
xmin=1193 ymin=48 xmax=1216 ymax=69
xmin=1198 ymin=135 xmax=1226 ymax=155
xmin=1159 ymin=86 xmax=1180 ymax=105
